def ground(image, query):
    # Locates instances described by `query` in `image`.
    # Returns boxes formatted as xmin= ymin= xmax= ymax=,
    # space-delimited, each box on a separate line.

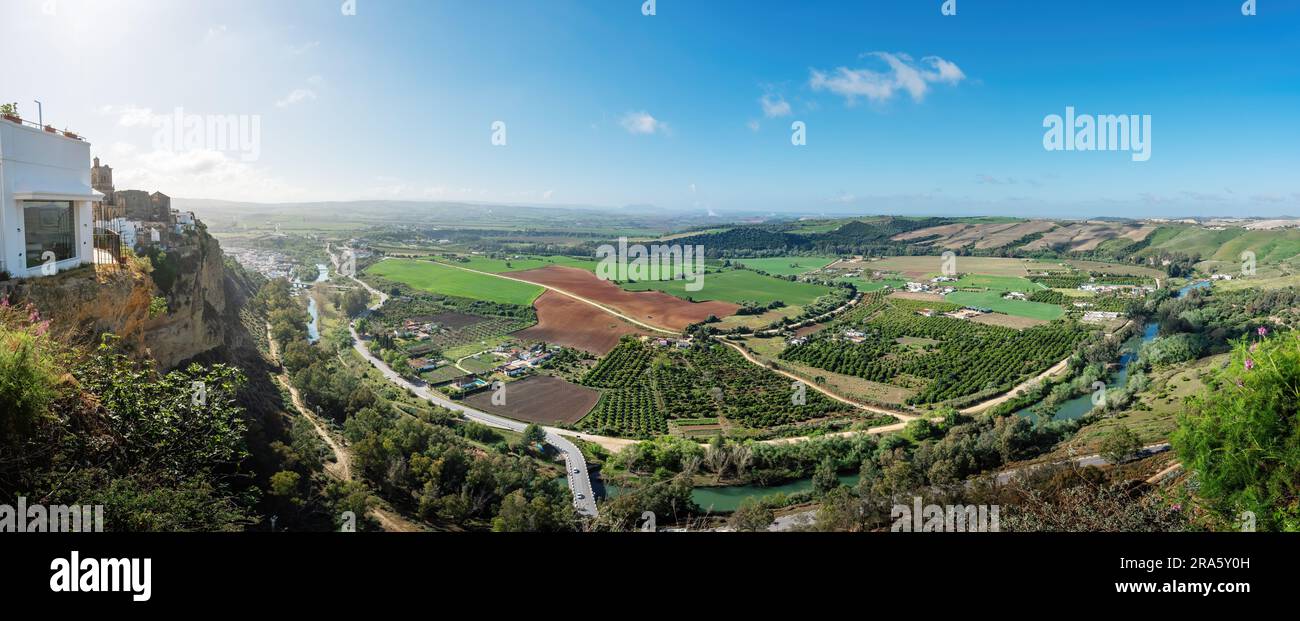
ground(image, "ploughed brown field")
xmin=506 ymin=266 xmax=740 ymax=331
xmin=514 ymin=291 xmax=650 ymax=355
xmin=462 ymin=375 xmax=599 ymax=425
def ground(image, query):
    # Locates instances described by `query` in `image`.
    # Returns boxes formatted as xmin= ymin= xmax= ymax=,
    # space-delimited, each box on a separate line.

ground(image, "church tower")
xmin=91 ymin=157 xmax=116 ymax=205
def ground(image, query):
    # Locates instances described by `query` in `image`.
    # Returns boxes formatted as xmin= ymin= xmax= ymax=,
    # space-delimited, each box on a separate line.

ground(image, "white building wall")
xmin=0 ymin=119 xmax=98 ymax=278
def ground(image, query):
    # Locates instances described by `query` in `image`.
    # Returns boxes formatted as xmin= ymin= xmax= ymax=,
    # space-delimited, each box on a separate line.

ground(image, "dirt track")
xmin=507 ymin=266 xmax=739 ymax=331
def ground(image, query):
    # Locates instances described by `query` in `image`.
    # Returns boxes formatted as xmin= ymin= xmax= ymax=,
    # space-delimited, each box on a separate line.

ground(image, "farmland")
xmin=945 ymin=290 xmax=1065 ymax=321
xmin=509 ymin=265 xmax=739 ymax=331
xmin=577 ymin=338 xmax=853 ymax=438
xmin=363 ymin=293 xmax=537 ymax=362
xmin=438 ymin=254 xmax=599 ymax=274
xmin=367 ymin=259 xmax=544 ymax=305
xmin=515 ymin=290 xmax=650 ymax=355
xmin=462 ymin=375 xmax=600 ymax=425
xmin=781 ymin=293 xmax=1091 ymax=407
xmin=620 ymin=268 xmax=831 ymax=306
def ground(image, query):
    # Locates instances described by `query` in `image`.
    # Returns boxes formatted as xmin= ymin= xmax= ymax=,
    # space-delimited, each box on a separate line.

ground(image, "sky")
xmin=2 ymin=0 xmax=1299 ymax=219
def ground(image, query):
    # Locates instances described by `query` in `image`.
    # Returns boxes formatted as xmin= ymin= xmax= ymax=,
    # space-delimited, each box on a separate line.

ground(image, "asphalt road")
xmin=333 ymin=248 xmax=599 ymax=517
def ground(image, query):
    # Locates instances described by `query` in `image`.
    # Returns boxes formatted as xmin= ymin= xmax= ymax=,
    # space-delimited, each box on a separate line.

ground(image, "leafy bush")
xmin=0 ymin=319 xmax=59 ymax=439
xmin=1174 ymin=332 xmax=1300 ymax=531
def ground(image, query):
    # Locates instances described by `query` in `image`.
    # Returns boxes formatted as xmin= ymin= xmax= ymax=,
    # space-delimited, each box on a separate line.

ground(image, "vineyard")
xmin=577 ymin=338 xmax=851 ymax=437
xmin=782 ymin=298 xmax=1091 ymax=406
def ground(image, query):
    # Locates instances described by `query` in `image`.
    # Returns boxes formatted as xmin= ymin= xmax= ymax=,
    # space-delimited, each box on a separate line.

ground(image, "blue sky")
xmin=3 ymin=0 xmax=1298 ymax=218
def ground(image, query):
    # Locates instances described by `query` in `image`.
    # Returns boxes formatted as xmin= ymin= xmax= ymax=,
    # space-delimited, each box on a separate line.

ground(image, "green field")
xmin=367 ymin=260 xmax=544 ymax=305
xmin=437 ymin=255 xmax=598 ymax=274
xmin=945 ymin=290 xmax=1065 ymax=320
xmin=732 ymin=256 xmax=839 ymax=276
xmin=620 ymin=269 xmax=831 ymax=306
xmin=953 ymin=274 xmax=1046 ymax=292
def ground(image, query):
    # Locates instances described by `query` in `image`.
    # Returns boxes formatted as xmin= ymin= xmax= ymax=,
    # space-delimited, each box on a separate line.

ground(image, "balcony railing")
xmin=0 ymin=114 xmax=84 ymax=140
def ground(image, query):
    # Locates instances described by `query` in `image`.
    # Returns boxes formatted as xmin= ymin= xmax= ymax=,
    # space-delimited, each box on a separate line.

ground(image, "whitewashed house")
xmin=0 ymin=117 xmax=100 ymax=278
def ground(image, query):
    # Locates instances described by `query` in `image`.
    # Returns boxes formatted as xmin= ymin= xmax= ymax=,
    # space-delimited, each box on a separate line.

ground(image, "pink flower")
xmin=1258 ymin=326 xmax=1269 ymax=337
xmin=33 ymin=321 xmax=49 ymax=336
xmin=1245 ymin=358 xmax=1255 ymax=371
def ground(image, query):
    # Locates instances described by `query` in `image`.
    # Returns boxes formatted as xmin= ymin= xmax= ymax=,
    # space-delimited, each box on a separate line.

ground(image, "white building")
xmin=173 ymin=209 xmax=196 ymax=234
xmin=108 ymin=217 xmax=139 ymax=250
xmin=0 ymin=118 xmax=100 ymax=278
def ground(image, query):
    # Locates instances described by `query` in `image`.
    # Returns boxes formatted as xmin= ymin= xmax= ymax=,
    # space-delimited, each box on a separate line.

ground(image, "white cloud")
xmin=106 ymin=148 xmax=309 ymax=203
xmin=810 ymin=52 xmax=966 ymax=105
xmin=98 ymin=105 xmax=163 ymax=128
xmin=288 ymin=41 xmax=320 ymax=55
xmin=204 ymin=25 xmax=227 ymax=43
xmin=276 ymin=88 xmax=317 ymax=108
xmin=620 ymin=111 xmax=667 ymax=135
xmin=759 ymin=94 xmax=792 ymax=118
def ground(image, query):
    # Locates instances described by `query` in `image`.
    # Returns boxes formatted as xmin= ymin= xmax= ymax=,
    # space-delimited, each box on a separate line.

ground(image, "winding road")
xmin=331 ymin=247 xmax=600 ymax=517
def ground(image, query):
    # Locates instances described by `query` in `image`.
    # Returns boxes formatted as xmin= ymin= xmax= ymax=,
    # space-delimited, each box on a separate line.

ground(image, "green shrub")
xmin=1174 ymin=332 xmax=1300 ymax=531
xmin=0 ymin=328 xmax=59 ymax=439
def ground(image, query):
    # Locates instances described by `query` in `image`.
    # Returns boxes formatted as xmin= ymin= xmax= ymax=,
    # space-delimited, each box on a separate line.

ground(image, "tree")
xmin=342 ymin=287 xmax=371 ymax=317
xmin=813 ymin=457 xmax=840 ymax=495
xmin=728 ymin=497 xmax=774 ymax=532
xmin=1099 ymin=425 xmax=1141 ymax=464
xmin=522 ymin=423 xmax=546 ymax=447
xmin=270 ymin=471 xmax=303 ymax=505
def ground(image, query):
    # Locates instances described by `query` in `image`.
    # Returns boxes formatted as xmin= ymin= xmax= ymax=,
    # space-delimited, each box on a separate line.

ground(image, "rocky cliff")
xmin=19 ymin=226 xmax=253 ymax=370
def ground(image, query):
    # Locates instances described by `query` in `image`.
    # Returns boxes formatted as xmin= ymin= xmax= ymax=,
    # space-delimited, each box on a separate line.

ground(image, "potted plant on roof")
xmin=44 ymin=124 xmax=57 ymax=133
xmin=0 ymin=103 xmax=19 ymax=124
xmin=63 ymin=128 xmax=80 ymax=140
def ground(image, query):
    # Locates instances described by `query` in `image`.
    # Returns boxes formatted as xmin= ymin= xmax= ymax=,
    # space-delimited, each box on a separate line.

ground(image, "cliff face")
xmin=143 ymin=228 xmax=251 ymax=369
xmin=23 ymin=227 xmax=252 ymax=370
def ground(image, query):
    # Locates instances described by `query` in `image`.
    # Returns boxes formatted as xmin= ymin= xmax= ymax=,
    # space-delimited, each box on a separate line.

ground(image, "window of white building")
xmin=24 ymin=201 xmax=76 ymax=269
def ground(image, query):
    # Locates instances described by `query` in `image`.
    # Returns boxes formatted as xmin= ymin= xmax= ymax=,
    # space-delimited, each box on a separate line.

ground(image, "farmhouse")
xmin=406 ymin=358 xmax=443 ymax=373
xmin=0 ymin=114 xmax=100 ymax=278
xmin=450 ymin=376 xmax=489 ymax=393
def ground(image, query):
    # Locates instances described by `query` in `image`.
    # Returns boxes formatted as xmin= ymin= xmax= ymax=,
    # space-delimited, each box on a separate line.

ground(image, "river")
xmin=304 ymin=264 xmax=329 ymax=343
xmin=1011 ymin=280 xmax=1208 ymax=422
